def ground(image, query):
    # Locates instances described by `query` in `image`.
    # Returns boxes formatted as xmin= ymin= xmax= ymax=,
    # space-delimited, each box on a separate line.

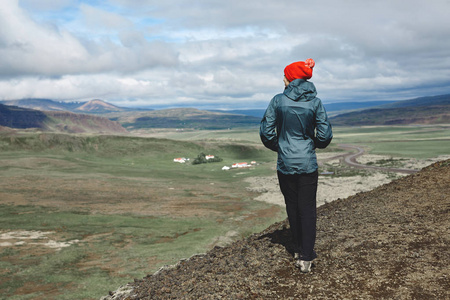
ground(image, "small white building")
xmin=232 ymin=162 xmax=250 ymax=168
xmin=174 ymin=158 xmax=187 ymax=163
xmin=205 ymin=155 xmax=215 ymax=160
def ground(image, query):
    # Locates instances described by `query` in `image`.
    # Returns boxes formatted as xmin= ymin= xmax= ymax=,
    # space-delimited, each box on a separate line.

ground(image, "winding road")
xmin=321 ymin=144 xmax=419 ymax=174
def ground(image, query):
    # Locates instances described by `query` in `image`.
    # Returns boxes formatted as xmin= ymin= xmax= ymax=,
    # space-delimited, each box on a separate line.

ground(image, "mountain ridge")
xmin=330 ymin=94 xmax=450 ymax=126
xmin=0 ymin=103 xmax=128 ymax=134
xmin=2 ymin=93 xmax=450 ymax=128
xmin=0 ymin=98 xmax=134 ymax=114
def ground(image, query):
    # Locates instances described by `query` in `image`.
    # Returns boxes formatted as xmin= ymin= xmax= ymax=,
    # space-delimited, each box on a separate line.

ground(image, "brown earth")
xmin=104 ymin=160 xmax=450 ymax=300
xmin=45 ymin=111 xmax=128 ymax=134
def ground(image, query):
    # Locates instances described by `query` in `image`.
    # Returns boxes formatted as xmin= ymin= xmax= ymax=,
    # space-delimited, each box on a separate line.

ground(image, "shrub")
xmin=192 ymin=153 xmax=223 ymax=165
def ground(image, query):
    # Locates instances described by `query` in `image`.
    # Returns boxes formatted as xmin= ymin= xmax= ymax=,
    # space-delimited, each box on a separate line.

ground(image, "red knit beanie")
xmin=284 ymin=58 xmax=315 ymax=82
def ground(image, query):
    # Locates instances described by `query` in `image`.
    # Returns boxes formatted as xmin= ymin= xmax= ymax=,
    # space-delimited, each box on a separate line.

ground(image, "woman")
xmin=260 ymin=58 xmax=332 ymax=273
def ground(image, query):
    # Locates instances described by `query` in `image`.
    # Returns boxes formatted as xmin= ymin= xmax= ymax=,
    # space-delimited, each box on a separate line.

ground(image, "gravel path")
xmin=338 ymin=144 xmax=419 ymax=174
xmin=103 ymin=160 xmax=450 ymax=300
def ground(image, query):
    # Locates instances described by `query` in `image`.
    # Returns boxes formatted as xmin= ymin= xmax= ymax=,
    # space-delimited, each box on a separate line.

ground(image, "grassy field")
xmin=1 ymin=124 xmax=449 ymax=299
xmin=330 ymin=125 xmax=450 ymax=158
xmin=0 ymin=132 xmax=283 ymax=299
xmin=138 ymin=125 xmax=450 ymax=159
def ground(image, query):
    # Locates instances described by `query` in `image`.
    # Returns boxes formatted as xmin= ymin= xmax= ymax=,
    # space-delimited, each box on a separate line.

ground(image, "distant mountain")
xmin=208 ymin=109 xmax=267 ymax=119
xmin=74 ymin=99 xmax=125 ymax=113
xmin=330 ymin=94 xmax=450 ymax=126
xmin=215 ymin=98 xmax=446 ymax=119
xmin=375 ymin=94 xmax=450 ymax=108
xmin=0 ymin=98 xmax=134 ymax=114
xmin=323 ymin=101 xmax=397 ymax=112
xmin=208 ymin=101 xmax=397 ymax=119
xmin=108 ymin=107 xmax=261 ymax=130
xmin=0 ymin=103 xmax=128 ymax=134
xmin=1 ymin=98 xmax=80 ymax=112
xmin=3 ymin=94 xmax=449 ymax=129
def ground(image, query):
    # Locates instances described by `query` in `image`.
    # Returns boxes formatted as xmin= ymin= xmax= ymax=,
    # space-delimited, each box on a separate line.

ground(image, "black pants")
xmin=277 ymin=170 xmax=318 ymax=261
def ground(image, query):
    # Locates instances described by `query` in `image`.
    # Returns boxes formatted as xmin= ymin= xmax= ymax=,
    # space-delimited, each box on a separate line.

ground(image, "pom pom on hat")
xmin=284 ymin=58 xmax=315 ymax=82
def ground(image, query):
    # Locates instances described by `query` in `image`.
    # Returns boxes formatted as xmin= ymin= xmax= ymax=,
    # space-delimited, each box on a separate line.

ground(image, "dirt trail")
xmin=337 ymin=144 xmax=419 ymax=174
xmin=246 ymin=145 xmax=423 ymax=208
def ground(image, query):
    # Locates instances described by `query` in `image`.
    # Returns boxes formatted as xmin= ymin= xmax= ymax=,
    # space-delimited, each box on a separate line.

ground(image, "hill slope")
xmin=0 ymin=103 xmax=47 ymax=129
xmin=104 ymin=160 xmax=450 ymax=299
xmin=45 ymin=111 xmax=128 ymax=134
xmin=331 ymin=94 xmax=450 ymax=125
xmin=0 ymin=104 xmax=127 ymax=134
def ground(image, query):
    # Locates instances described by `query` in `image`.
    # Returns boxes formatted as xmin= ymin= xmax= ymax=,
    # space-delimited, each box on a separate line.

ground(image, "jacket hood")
xmin=283 ymin=79 xmax=317 ymax=102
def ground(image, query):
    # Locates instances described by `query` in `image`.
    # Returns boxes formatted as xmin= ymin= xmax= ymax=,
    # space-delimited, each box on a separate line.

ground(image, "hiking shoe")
xmin=298 ymin=260 xmax=312 ymax=273
xmin=294 ymin=253 xmax=301 ymax=268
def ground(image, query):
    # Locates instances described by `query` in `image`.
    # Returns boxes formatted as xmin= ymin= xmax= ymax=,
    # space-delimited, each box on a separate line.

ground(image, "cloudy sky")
xmin=1 ymin=0 xmax=449 ymax=109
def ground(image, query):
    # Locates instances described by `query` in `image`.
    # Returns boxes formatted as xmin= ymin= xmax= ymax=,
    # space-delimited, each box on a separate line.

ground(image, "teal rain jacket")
xmin=260 ymin=79 xmax=333 ymax=175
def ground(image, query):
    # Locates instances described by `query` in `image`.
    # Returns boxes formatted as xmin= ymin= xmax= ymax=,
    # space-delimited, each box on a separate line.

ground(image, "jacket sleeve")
xmin=314 ymin=100 xmax=333 ymax=149
xmin=260 ymin=97 xmax=278 ymax=152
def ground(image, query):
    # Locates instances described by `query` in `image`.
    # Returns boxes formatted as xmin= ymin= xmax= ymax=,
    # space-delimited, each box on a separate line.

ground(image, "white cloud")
xmin=0 ymin=0 xmax=88 ymax=76
xmin=0 ymin=0 xmax=449 ymax=108
xmin=0 ymin=0 xmax=178 ymax=78
xmin=79 ymin=3 xmax=133 ymax=30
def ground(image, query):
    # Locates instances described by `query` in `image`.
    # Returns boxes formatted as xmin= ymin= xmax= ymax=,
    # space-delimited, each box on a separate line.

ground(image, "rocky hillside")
xmin=104 ymin=160 xmax=449 ymax=299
